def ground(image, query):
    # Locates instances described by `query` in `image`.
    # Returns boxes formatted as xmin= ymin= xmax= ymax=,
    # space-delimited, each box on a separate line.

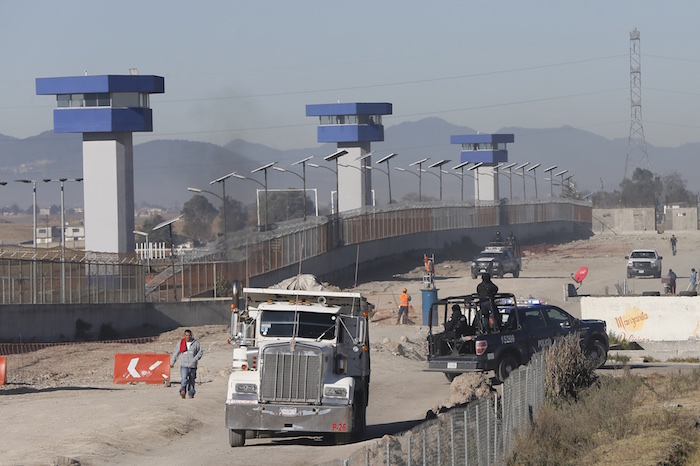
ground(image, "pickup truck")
xmin=625 ymin=249 xmax=662 ymax=278
xmin=425 ymin=293 xmax=609 ymax=382
xmin=471 ymin=244 xmax=521 ymax=279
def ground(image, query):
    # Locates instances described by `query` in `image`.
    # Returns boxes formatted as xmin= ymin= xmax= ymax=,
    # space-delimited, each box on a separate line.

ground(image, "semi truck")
xmin=225 ymin=282 xmax=372 ymax=447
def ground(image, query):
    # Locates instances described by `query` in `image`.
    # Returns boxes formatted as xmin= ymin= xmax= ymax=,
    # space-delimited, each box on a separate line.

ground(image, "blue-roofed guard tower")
xmin=306 ymin=102 xmax=392 ymax=213
xmin=451 ymin=134 xmax=514 ymax=202
xmin=36 ymin=74 xmax=164 ymax=254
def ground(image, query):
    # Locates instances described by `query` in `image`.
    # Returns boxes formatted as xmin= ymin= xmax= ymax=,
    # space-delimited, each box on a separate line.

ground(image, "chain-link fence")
xmin=0 ymin=248 xmax=144 ymax=304
xmin=319 ymin=354 xmax=546 ymax=466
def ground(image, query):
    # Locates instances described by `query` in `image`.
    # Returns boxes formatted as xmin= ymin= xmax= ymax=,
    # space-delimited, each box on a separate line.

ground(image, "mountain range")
xmin=0 ymin=117 xmax=696 ymax=211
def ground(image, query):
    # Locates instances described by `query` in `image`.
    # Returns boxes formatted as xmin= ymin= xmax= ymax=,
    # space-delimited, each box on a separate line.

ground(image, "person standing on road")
xmin=670 ymin=235 xmax=678 ymax=256
xmin=689 ymin=268 xmax=697 ymax=292
xmin=397 ymin=287 xmax=411 ymax=325
xmin=668 ymin=269 xmax=677 ymax=294
xmin=170 ymin=329 xmax=203 ymax=399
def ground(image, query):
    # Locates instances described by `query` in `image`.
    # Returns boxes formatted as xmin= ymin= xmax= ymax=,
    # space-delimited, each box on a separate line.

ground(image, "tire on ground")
xmin=229 ymin=429 xmax=245 ymax=447
xmin=496 ymin=353 xmax=519 ymax=383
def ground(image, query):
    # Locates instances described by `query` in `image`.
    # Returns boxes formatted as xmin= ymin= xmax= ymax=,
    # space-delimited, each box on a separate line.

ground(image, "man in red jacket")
xmin=170 ymin=329 xmax=204 ymax=399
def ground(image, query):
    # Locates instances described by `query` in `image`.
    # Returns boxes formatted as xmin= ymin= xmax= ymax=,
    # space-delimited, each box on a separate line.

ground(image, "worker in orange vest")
xmin=424 ymin=254 xmax=435 ymax=285
xmin=397 ymin=287 xmax=411 ymax=324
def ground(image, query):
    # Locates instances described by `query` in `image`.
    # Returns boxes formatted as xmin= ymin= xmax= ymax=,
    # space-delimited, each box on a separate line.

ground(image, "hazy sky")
xmin=3 ymin=1 xmax=700 ymax=151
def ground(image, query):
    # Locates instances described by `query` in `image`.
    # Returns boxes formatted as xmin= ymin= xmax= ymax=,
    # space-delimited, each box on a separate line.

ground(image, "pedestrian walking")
xmin=670 ymin=235 xmax=678 ymax=256
xmin=689 ymin=268 xmax=697 ymax=292
xmin=170 ymin=329 xmax=203 ymax=399
xmin=668 ymin=269 xmax=677 ymax=294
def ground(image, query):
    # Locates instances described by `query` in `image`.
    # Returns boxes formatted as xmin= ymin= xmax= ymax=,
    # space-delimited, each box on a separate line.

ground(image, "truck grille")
xmin=632 ymin=261 xmax=652 ymax=269
xmin=260 ymin=344 xmax=323 ymax=403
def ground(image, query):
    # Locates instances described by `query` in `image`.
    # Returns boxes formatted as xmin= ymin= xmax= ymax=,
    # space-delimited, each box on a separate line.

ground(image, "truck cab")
xmin=225 ymin=286 xmax=371 ymax=447
xmin=471 ymin=244 xmax=522 ymax=279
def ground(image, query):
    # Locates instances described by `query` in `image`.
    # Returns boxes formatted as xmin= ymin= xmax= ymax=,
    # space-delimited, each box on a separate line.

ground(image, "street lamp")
xmin=323 ymin=150 xmax=348 ymax=215
xmin=308 ymin=163 xmax=338 ymax=214
xmin=527 ymin=163 xmax=541 ymax=199
xmin=515 ymin=162 xmax=529 ymax=199
xmin=43 ymin=177 xmax=83 ymax=303
xmin=408 ymin=158 xmax=429 ymax=202
xmin=153 ymin=214 xmax=184 ymax=300
xmin=554 ymin=169 xmax=568 ymax=197
xmin=209 ymin=171 xmax=236 ymax=255
xmin=543 ymin=165 xmax=558 ymax=198
xmin=428 ymin=159 xmax=451 ymax=201
xmin=133 ymin=229 xmax=150 ymax=272
xmin=394 ymin=166 xmax=421 ymax=201
xmin=452 ymin=161 xmax=470 ymax=202
xmin=376 ymin=152 xmax=397 ymax=204
xmin=467 ymin=162 xmax=483 ymax=203
xmin=500 ymin=162 xmax=518 ymax=200
xmin=16 ymin=179 xmax=38 ymax=303
xmin=274 ymin=155 xmax=313 ymax=221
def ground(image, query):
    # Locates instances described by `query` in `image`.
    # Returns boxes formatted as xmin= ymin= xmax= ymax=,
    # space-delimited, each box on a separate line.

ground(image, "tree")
xmin=141 ymin=213 xmax=169 ymax=243
xmin=223 ymin=196 xmax=248 ymax=232
xmin=661 ymin=172 xmax=696 ymax=205
xmin=49 ymin=204 xmax=60 ymax=215
xmin=620 ymin=168 xmax=661 ymax=207
xmin=263 ymin=191 xmax=313 ymax=224
xmin=181 ymin=194 xmax=218 ymax=242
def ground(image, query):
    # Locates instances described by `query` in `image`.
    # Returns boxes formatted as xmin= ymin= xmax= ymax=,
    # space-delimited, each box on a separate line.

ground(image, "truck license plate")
xmin=447 ymin=362 xmax=457 ymax=369
xmin=280 ymin=407 xmax=298 ymax=417
xmin=479 ymin=269 xmax=487 ymax=273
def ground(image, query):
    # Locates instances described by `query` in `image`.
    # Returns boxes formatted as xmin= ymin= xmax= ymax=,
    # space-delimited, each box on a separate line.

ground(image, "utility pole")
xmin=624 ymin=28 xmax=650 ymax=180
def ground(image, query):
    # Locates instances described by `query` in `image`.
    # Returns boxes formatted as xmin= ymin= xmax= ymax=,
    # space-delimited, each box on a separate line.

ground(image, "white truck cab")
xmin=225 ymin=285 xmax=371 ymax=447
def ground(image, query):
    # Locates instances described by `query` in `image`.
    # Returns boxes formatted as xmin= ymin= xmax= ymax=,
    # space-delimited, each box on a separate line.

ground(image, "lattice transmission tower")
xmin=624 ymin=28 xmax=650 ymax=180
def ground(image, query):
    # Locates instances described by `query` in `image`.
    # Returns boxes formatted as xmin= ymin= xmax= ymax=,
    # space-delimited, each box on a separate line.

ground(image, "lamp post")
xmin=153 ymin=214 xmax=184 ymax=301
xmin=274 ymin=155 xmax=313 ymax=221
xmin=500 ymin=162 xmax=518 ymax=201
xmin=209 ymin=171 xmax=236 ymax=255
xmin=394 ymin=167 xmax=421 ymax=202
xmin=467 ymin=162 xmax=483 ymax=203
xmin=543 ymin=165 xmax=558 ymax=198
xmin=133 ymin=230 xmax=150 ymax=272
xmin=562 ymin=174 xmax=573 ymax=197
xmin=16 ymin=179 xmax=37 ymax=303
xmin=323 ymin=150 xmax=348 ymax=215
xmin=452 ymin=161 xmax=469 ymax=202
xmin=234 ymin=162 xmax=276 ymax=231
xmin=308 ymin=163 xmax=338 ymax=214
xmin=408 ymin=158 xmax=429 ymax=202
xmin=375 ymin=152 xmax=397 ymax=204
xmin=428 ymin=159 xmax=451 ymax=201
xmin=554 ymin=169 xmax=568 ymax=198
xmin=527 ymin=163 xmax=541 ymax=199
xmin=515 ymin=162 xmax=529 ymax=199
xmin=43 ymin=177 xmax=83 ymax=303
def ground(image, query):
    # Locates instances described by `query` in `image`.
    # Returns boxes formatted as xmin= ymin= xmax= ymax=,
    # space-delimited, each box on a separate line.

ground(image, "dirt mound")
xmin=429 ymin=372 xmax=495 ymax=415
xmin=374 ymin=336 xmax=425 ymax=361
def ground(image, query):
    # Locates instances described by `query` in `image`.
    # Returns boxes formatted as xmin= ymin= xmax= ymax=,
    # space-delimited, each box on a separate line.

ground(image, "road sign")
xmin=113 ymin=353 xmax=170 ymax=384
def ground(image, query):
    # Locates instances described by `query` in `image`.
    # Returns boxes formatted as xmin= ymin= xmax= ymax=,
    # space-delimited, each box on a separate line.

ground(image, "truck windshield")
xmin=630 ymin=251 xmax=655 ymax=259
xmin=481 ymin=252 xmax=505 ymax=258
xmin=260 ymin=311 xmax=337 ymax=340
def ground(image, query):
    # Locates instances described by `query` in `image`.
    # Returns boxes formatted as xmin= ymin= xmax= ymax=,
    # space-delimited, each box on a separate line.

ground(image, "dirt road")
xmin=2 ymin=230 xmax=699 ymax=465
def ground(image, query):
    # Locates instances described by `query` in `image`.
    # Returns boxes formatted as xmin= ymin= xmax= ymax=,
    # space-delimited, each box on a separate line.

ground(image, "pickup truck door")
xmin=542 ymin=306 xmax=578 ymax=339
xmin=520 ymin=309 xmax=558 ymax=357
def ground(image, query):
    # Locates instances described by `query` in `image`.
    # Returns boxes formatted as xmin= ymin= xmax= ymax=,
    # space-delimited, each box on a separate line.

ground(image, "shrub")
xmin=545 ymin=333 xmax=597 ymax=403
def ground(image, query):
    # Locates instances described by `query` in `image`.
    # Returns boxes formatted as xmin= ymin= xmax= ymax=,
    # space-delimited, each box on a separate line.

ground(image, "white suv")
xmin=626 ymin=249 xmax=662 ymax=278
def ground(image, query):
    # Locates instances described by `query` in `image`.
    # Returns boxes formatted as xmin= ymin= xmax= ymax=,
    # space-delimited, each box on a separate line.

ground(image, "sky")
xmin=3 ymin=1 xmax=700 ymax=152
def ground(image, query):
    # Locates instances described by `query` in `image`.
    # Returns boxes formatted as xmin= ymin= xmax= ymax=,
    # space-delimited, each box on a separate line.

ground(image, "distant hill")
xmin=0 ymin=118 xmax=697 ymax=210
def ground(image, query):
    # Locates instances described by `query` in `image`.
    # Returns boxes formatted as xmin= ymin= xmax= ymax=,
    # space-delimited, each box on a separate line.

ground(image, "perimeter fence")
xmin=318 ymin=353 xmax=546 ymax=466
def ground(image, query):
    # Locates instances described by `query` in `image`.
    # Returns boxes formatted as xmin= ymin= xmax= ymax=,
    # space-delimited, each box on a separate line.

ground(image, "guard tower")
xmin=36 ymin=74 xmax=164 ymax=253
xmin=306 ymin=102 xmax=392 ymax=212
xmin=450 ymin=134 xmax=514 ymax=202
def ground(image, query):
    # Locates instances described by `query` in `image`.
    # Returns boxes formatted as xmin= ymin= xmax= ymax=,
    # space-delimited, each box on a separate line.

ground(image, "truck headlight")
xmin=235 ymin=383 xmax=257 ymax=394
xmin=324 ymin=386 xmax=348 ymax=398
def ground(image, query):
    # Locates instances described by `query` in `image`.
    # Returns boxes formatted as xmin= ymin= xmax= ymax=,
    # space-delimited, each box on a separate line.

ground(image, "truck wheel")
xmin=352 ymin=388 xmax=367 ymax=442
xmin=229 ymin=429 xmax=246 ymax=447
xmin=498 ymin=269 xmax=504 ymax=279
xmin=586 ymin=340 xmax=607 ymax=369
xmin=654 ymin=271 xmax=661 ymax=279
xmin=471 ymin=271 xmax=477 ymax=279
xmin=627 ymin=271 xmax=632 ymax=279
xmin=496 ymin=354 xmax=519 ymax=383
xmin=513 ymin=267 xmax=520 ymax=278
